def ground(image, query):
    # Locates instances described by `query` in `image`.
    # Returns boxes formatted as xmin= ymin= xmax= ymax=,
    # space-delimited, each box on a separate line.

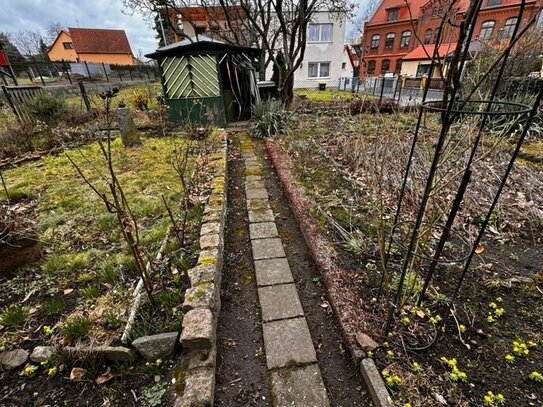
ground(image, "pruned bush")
xmin=0 ymin=118 xmax=36 ymax=153
xmin=250 ymin=99 xmax=294 ymax=138
xmin=21 ymin=93 xmax=67 ymax=126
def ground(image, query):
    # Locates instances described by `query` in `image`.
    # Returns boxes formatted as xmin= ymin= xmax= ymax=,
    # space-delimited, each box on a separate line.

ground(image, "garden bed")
xmin=0 ymin=129 xmax=225 ymax=406
xmin=268 ymin=113 xmax=543 ymax=406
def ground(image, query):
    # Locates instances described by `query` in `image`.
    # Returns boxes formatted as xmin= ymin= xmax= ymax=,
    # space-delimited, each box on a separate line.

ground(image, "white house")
xmin=294 ymin=11 xmax=349 ymax=89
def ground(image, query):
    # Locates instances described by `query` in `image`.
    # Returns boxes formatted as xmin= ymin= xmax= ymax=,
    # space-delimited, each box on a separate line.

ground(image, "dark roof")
xmin=68 ymin=28 xmax=133 ymax=54
xmin=145 ymin=35 xmax=260 ymax=59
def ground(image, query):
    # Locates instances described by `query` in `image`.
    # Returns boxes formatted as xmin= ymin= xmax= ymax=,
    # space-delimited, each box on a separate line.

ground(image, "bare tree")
xmin=9 ymin=30 xmax=43 ymax=57
xmin=124 ymin=0 xmax=355 ymax=105
xmin=346 ymin=0 xmax=379 ymax=44
xmin=44 ymin=22 xmax=66 ymax=46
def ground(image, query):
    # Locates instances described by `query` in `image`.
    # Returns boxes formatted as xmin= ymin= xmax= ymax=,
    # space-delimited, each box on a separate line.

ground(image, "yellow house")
xmin=48 ymin=28 xmax=136 ymax=65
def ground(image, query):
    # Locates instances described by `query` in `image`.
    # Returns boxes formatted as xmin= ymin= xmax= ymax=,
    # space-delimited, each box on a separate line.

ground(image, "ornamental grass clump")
xmin=250 ymin=99 xmax=294 ymax=138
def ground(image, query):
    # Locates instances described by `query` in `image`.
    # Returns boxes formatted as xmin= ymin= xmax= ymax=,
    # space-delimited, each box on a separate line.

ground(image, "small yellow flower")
xmin=367 ymin=351 xmax=374 ymax=358
xmin=489 ymin=302 xmax=497 ymax=309
xmin=459 ymin=324 xmax=466 ymax=333
xmin=529 ymin=371 xmax=543 ymax=382
xmin=43 ymin=325 xmax=53 ymax=335
xmin=505 ymin=354 xmax=515 ymax=364
xmin=386 ymin=350 xmax=394 ymax=358
xmin=487 ymin=315 xmax=495 ymax=323
xmin=47 ymin=367 xmax=57 ymax=376
xmin=155 ymin=358 xmax=162 ymax=365
xmin=401 ymin=316 xmax=410 ymax=326
xmin=495 ymin=297 xmax=503 ymax=303
xmin=412 ymin=361 xmax=421 ymax=372
xmin=494 ymin=308 xmax=505 ymax=317
xmin=23 ymin=364 xmax=38 ymax=376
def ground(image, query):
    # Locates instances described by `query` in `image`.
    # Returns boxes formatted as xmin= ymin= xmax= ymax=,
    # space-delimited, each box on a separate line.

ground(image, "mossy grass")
xmin=43 ymin=297 xmax=66 ymax=316
xmin=61 ymin=316 xmax=92 ymax=341
xmin=0 ymin=305 xmax=28 ymax=326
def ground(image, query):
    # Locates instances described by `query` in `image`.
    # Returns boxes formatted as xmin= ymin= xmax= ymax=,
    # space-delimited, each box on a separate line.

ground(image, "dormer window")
xmin=63 ymin=42 xmax=74 ymax=50
xmin=387 ymin=8 xmax=399 ymax=21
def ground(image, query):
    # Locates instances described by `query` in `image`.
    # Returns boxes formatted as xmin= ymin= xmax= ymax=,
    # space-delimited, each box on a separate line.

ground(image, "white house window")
xmin=308 ymin=62 xmax=330 ymax=78
xmin=387 ymin=9 xmax=399 ymax=21
xmin=503 ymin=17 xmax=517 ymax=38
xmin=308 ymin=23 xmax=333 ymax=42
xmin=480 ymin=20 xmax=495 ymax=40
xmin=400 ymin=31 xmax=411 ymax=48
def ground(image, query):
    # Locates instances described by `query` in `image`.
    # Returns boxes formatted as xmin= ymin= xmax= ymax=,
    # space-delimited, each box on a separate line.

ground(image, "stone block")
xmin=246 ymin=175 xmax=262 ymax=183
xmin=183 ymin=283 xmax=216 ymax=312
xmin=246 ymin=198 xmax=270 ymax=212
xmin=258 ymin=284 xmax=304 ymax=322
xmin=200 ymin=222 xmax=221 ymax=236
xmin=180 ymin=308 xmax=214 ymax=350
xmin=0 ymin=349 xmax=29 ymax=370
xmin=200 ymin=233 xmax=220 ymax=250
xmin=30 ymin=346 xmax=56 ymax=363
xmin=246 ymin=180 xmax=266 ymax=190
xmin=262 ymin=317 xmax=316 ymax=369
xmin=65 ymin=346 xmax=135 ymax=362
xmin=132 ymin=332 xmax=178 ymax=360
xmin=360 ymin=358 xmax=392 ymax=407
xmin=270 ymin=364 xmax=330 ymax=407
xmin=175 ymin=367 xmax=215 ymax=407
xmin=188 ymin=265 xmax=216 ymax=286
xmin=252 ymin=238 xmax=286 ymax=260
xmin=249 ymin=209 xmax=275 ymax=223
xmin=198 ymin=249 xmax=219 ymax=267
xmin=249 ymin=222 xmax=279 ymax=240
xmin=254 ymin=258 xmax=294 ymax=287
xmin=185 ymin=346 xmax=216 ymax=370
xmin=246 ymin=187 xmax=269 ymax=200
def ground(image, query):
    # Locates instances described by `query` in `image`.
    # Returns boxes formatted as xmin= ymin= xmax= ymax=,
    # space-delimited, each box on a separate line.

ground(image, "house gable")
xmin=47 ymin=31 xmax=78 ymax=62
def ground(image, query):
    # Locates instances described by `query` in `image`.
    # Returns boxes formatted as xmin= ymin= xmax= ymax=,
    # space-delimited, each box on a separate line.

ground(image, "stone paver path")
xmin=241 ymin=137 xmax=330 ymax=407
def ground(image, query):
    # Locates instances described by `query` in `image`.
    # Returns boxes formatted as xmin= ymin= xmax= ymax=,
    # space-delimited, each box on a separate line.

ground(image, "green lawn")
xmin=0 ymin=134 xmax=208 ymax=349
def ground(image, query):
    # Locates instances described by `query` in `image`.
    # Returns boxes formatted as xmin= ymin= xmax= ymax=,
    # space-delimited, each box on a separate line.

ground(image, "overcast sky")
xmin=0 ymin=0 xmax=368 ymax=58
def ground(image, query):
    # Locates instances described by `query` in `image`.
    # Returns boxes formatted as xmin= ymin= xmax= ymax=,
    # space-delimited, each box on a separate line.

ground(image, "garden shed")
xmin=145 ymin=35 xmax=261 ymax=126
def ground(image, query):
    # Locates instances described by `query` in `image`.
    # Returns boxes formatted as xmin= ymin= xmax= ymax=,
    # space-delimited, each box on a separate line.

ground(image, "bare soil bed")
xmin=271 ymin=113 xmax=543 ymax=406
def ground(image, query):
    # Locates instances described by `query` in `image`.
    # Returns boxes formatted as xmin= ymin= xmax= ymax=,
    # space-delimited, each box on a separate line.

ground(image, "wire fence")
xmin=293 ymin=77 xmax=445 ymax=107
xmin=1 ymin=59 xmax=160 ymax=88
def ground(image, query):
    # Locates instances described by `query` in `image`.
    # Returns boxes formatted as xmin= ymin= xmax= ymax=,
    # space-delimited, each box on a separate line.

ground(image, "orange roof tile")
xmin=402 ymin=43 xmax=458 ymax=60
xmin=68 ymin=28 xmax=132 ymax=54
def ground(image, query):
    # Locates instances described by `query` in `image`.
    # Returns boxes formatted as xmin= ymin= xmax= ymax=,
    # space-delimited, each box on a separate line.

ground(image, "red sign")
xmin=0 ymin=49 xmax=8 ymax=67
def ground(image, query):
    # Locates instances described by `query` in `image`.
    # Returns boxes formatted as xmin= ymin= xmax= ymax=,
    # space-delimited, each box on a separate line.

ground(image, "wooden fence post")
xmin=1 ymin=85 xmax=19 ymax=119
xmin=62 ymin=59 xmax=72 ymax=85
xmin=84 ymin=61 xmax=92 ymax=81
xmin=102 ymin=62 xmax=109 ymax=82
xmin=31 ymin=56 xmax=46 ymax=87
xmin=78 ymin=81 xmax=91 ymax=111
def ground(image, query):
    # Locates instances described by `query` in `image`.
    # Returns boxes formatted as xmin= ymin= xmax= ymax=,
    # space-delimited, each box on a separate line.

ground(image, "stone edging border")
xmin=263 ymin=139 xmax=392 ymax=407
xmin=173 ymin=130 xmax=228 ymax=407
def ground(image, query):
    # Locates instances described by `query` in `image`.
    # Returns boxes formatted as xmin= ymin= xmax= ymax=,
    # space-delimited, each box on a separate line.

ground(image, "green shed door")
xmin=161 ymin=55 xmax=220 ymax=98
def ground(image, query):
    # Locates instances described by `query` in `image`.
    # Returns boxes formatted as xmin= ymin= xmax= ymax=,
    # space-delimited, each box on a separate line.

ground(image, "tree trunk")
xmin=280 ymin=71 xmax=295 ymax=107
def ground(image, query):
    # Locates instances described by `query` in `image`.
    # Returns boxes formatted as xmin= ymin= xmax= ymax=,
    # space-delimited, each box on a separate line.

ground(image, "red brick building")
xmin=359 ymin=0 xmax=542 ymax=78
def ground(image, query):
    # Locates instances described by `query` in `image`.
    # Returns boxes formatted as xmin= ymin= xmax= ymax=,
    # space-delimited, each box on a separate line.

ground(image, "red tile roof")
xmin=402 ymin=43 xmax=458 ymax=60
xmin=368 ymin=0 xmax=430 ymax=24
xmin=368 ymin=0 xmax=472 ymax=25
xmin=178 ymin=6 xmax=245 ymax=22
xmin=68 ymin=28 xmax=133 ymax=54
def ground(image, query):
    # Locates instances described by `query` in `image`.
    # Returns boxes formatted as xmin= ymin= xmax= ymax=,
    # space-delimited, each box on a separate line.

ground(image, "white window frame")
xmin=308 ymin=62 xmax=331 ymax=78
xmin=307 ymin=23 xmax=333 ymax=43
